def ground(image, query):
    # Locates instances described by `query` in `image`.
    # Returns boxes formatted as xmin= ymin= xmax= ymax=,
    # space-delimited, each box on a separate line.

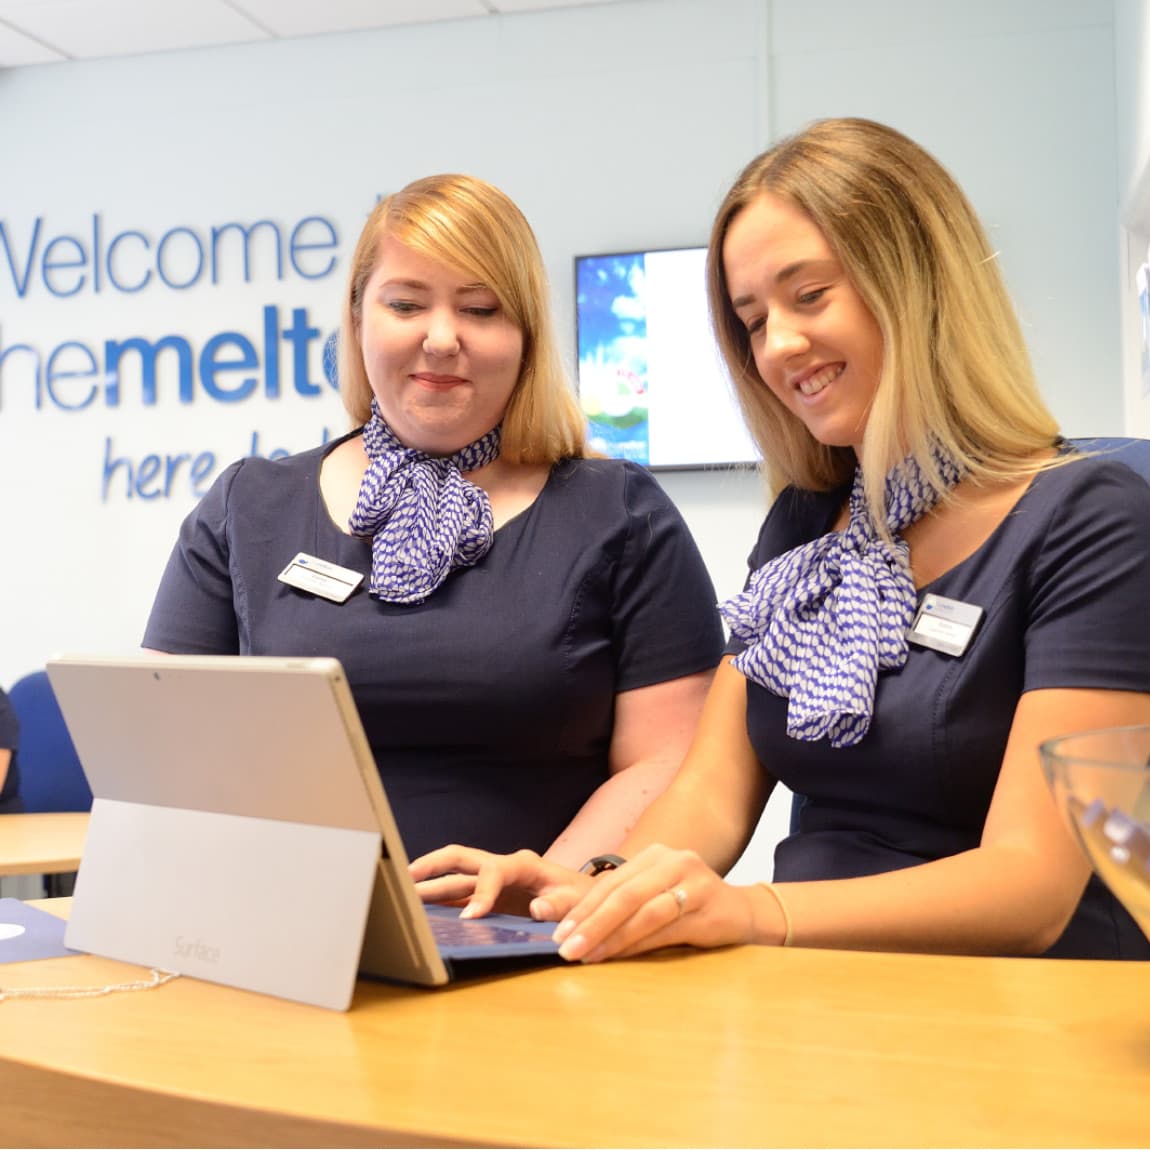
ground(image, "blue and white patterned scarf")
xmin=720 ymin=453 xmax=962 ymax=747
xmin=349 ymin=400 xmax=502 ymax=604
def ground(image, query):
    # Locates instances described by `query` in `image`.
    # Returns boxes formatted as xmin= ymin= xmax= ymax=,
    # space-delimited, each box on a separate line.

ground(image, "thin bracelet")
xmin=759 ymin=882 xmax=794 ymax=947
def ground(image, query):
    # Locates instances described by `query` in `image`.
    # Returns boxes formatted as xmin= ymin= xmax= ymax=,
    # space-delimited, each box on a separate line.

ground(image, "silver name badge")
xmin=277 ymin=552 xmax=364 ymax=604
xmin=907 ymin=593 xmax=984 ymax=657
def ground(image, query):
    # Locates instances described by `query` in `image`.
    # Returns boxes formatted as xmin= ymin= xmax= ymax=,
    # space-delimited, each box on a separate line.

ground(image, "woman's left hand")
xmin=551 ymin=844 xmax=782 ymax=962
xmin=411 ymin=844 xmax=592 ymax=920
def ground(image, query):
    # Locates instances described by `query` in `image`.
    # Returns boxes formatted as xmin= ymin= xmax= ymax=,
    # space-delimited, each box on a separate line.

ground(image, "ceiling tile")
xmin=0 ymin=19 xmax=65 ymax=65
xmin=0 ymin=0 xmax=269 ymax=60
xmin=490 ymin=0 xmax=622 ymax=9
xmin=0 ymin=0 xmax=638 ymax=68
xmin=230 ymin=0 xmax=490 ymax=37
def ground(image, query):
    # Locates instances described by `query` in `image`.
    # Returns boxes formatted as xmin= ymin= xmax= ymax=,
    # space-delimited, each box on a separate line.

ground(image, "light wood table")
xmin=0 ymin=812 xmax=88 ymax=876
xmin=0 ymin=898 xmax=1148 ymax=1148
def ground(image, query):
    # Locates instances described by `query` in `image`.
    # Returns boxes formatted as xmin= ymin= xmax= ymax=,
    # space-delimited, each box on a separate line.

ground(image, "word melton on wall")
xmin=0 ymin=208 xmax=353 ymax=502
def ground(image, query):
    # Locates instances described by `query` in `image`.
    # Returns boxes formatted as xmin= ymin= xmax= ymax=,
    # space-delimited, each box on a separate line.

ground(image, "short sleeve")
xmin=0 ymin=689 xmax=18 ymax=750
xmin=142 ymin=461 xmax=244 ymax=654
xmin=1024 ymin=460 xmax=1150 ymax=692
xmin=611 ymin=465 xmax=724 ymax=690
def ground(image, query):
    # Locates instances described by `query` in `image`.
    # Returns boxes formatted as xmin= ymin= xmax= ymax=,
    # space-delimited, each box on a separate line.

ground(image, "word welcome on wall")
xmin=0 ymin=209 xmax=355 ymax=501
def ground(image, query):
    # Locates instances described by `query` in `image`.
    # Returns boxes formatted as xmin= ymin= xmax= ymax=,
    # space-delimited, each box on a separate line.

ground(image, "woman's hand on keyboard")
xmin=410 ymin=846 xmax=592 ymax=922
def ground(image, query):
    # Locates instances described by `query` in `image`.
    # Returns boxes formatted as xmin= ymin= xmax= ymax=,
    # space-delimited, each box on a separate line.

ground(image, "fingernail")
xmin=459 ymin=904 xmax=478 ymax=919
xmin=529 ymin=898 xmax=553 ymax=921
xmin=553 ymin=918 xmax=575 ymax=943
xmin=558 ymin=933 xmax=588 ymax=961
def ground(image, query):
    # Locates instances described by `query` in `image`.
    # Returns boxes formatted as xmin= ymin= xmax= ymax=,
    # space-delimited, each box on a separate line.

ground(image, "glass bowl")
xmin=1040 ymin=725 xmax=1150 ymax=942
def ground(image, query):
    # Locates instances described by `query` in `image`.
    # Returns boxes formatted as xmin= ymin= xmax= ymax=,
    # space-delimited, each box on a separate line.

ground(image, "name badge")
xmin=277 ymin=552 xmax=363 ymax=604
xmin=907 ymin=593 xmax=983 ymax=657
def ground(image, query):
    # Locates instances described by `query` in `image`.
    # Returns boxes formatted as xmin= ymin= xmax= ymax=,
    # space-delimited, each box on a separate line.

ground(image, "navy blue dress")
xmin=0 ymin=688 xmax=18 ymax=813
xmin=144 ymin=431 xmax=724 ymax=860
xmin=732 ymin=455 xmax=1150 ymax=959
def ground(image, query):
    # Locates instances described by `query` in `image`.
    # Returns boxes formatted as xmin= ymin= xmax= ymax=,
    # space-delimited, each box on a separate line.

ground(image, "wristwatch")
xmin=579 ymin=853 xmax=627 ymax=876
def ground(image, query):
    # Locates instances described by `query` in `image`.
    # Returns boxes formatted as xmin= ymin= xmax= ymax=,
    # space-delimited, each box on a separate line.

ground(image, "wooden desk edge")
xmin=0 ymin=812 xmax=88 ymax=876
xmin=7 ymin=900 xmax=506 ymax=1149
xmin=2 ymin=1058 xmax=499 ymax=1150
xmin=1 ymin=858 xmax=81 ymax=877
xmin=8 ymin=900 xmax=1150 ymax=1149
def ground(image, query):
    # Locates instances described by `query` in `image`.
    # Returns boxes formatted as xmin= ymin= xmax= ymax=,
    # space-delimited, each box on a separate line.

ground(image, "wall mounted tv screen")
xmin=574 ymin=246 xmax=758 ymax=469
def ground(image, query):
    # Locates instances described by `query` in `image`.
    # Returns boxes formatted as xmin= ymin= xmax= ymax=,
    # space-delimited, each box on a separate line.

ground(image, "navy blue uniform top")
xmin=730 ymin=455 xmax=1150 ymax=959
xmin=144 ymin=431 xmax=724 ymax=860
xmin=0 ymin=688 xmax=18 ymax=813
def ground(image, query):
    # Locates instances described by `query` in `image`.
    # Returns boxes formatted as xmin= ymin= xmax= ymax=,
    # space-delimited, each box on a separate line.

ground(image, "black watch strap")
xmin=579 ymin=853 xmax=627 ymax=876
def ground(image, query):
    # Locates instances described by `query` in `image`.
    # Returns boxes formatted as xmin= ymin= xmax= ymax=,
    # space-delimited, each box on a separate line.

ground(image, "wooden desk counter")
xmin=0 ymin=813 xmax=88 ymax=876
xmin=0 ymin=899 xmax=1148 ymax=1148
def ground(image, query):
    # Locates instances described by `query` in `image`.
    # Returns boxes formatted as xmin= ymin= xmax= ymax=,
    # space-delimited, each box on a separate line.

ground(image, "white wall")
xmin=1114 ymin=0 xmax=1150 ymax=436
xmin=769 ymin=0 xmax=1121 ymax=438
xmin=1115 ymin=0 xmax=1150 ymax=203
xmin=0 ymin=0 xmax=1125 ymax=881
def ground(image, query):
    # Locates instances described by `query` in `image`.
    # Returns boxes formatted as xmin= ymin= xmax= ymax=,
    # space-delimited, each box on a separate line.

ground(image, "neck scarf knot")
xmin=719 ymin=453 xmax=962 ymax=747
xmin=349 ymin=400 xmax=502 ymax=604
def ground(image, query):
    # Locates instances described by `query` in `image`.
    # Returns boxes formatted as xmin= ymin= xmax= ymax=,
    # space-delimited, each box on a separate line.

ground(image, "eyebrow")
xmin=730 ymin=258 xmax=836 ymax=310
xmin=380 ymin=277 xmax=491 ymax=295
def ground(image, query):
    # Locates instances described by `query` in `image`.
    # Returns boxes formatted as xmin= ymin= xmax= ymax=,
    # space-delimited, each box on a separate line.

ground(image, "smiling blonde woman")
xmin=415 ymin=121 xmax=1150 ymax=962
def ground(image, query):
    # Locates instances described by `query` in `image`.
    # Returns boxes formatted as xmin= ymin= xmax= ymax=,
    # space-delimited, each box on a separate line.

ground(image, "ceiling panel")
xmin=492 ymin=0 xmax=622 ymax=9
xmin=0 ymin=0 xmax=269 ymax=61
xmin=230 ymin=0 xmax=491 ymax=37
xmin=0 ymin=19 xmax=65 ymax=65
xmin=0 ymin=0 xmax=636 ymax=67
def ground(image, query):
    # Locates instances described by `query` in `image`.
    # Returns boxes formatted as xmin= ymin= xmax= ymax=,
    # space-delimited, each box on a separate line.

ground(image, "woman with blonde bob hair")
xmin=144 ymin=172 xmax=723 ymax=866
xmin=340 ymin=175 xmax=586 ymax=464
xmin=415 ymin=121 xmax=1150 ymax=961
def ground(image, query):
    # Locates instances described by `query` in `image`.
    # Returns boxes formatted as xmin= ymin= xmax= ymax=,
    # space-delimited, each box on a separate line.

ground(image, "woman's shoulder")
xmin=540 ymin=458 xmax=707 ymax=558
xmin=224 ymin=430 xmax=357 ymax=489
xmin=552 ymin=454 xmax=643 ymax=481
xmin=1026 ymin=450 xmax=1150 ymax=516
xmin=194 ymin=431 xmax=356 ymax=525
xmin=240 ymin=429 xmax=356 ymax=475
xmin=549 ymin=456 xmax=672 ymax=504
xmin=997 ymin=452 xmax=1150 ymax=585
xmin=1059 ymin=446 xmax=1150 ymax=481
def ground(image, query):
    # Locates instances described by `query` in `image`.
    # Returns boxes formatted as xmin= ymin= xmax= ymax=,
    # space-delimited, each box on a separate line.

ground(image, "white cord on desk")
xmin=0 ymin=968 xmax=180 ymax=1002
